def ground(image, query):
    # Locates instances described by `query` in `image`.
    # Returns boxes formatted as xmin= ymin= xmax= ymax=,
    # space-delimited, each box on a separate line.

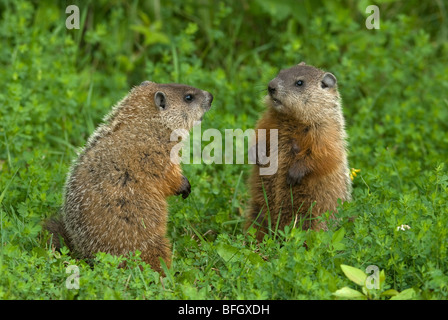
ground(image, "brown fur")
xmin=44 ymin=81 xmax=213 ymax=272
xmin=245 ymin=63 xmax=351 ymax=241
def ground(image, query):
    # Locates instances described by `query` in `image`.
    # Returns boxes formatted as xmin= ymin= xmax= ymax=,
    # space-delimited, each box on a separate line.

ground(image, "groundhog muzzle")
xmin=45 ymin=81 xmax=213 ymax=272
xmin=246 ymin=62 xmax=352 ymax=241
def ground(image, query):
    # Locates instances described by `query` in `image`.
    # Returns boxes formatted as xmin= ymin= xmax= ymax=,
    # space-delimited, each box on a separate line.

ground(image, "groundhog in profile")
xmin=45 ymin=81 xmax=213 ymax=272
xmin=246 ymin=62 xmax=351 ymax=241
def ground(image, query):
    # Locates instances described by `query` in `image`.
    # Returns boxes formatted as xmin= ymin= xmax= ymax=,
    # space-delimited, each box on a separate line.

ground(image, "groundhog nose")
xmin=268 ymin=79 xmax=280 ymax=96
xmin=205 ymin=92 xmax=213 ymax=105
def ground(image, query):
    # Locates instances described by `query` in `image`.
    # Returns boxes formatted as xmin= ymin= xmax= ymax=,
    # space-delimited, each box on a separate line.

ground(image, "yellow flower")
xmin=350 ymin=168 xmax=361 ymax=181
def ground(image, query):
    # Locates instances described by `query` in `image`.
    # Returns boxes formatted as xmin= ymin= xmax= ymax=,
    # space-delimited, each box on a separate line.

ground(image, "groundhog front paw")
xmin=176 ymin=176 xmax=191 ymax=199
xmin=287 ymin=171 xmax=304 ymax=186
xmin=287 ymin=164 xmax=309 ymax=186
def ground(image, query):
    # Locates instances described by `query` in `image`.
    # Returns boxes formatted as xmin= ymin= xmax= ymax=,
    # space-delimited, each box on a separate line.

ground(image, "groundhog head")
xmin=129 ymin=81 xmax=213 ymax=132
xmin=265 ymin=62 xmax=341 ymax=122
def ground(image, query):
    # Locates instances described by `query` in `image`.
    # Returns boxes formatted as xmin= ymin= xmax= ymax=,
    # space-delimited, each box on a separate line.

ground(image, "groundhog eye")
xmin=184 ymin=94 xmax=194 ymax=102
xmin=295 ymin=80 xmax=304 ymax=87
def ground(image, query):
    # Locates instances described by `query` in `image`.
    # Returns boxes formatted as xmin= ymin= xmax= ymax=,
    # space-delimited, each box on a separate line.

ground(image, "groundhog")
xmin=45 ymin=81 xmax=213 ymax=272
xmin=245 ymin=62 xmax=351 ymax=241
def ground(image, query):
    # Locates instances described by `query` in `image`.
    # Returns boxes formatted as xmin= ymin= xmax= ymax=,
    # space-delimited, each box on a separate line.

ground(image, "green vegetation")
xmin=1 ymin=0 xmax=447 ymax=299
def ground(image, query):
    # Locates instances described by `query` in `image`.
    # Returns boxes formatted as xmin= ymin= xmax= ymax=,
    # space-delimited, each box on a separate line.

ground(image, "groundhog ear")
xmin=140 ymin=80 xmax=154 ymax=86
xmin=298 ymin=62 xmax=306 ymax=66
xmin=154 ymin=91 xmax=166 ymax=110
xmin=321 ymin=72 xmax=337 ymax=89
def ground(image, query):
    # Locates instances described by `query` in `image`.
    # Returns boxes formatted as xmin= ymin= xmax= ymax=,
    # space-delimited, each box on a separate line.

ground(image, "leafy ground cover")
xmin=1 ymin=0 xmax=447 ymax=299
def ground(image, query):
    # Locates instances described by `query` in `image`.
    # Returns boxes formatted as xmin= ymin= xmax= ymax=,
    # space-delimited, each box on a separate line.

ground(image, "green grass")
xmin=1 ymin=0 xmax=448 ymax=299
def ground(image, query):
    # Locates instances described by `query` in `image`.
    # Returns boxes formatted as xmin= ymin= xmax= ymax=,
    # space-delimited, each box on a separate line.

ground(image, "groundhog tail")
xmin=43 ymin=216 xmax=73 ymax=252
